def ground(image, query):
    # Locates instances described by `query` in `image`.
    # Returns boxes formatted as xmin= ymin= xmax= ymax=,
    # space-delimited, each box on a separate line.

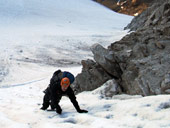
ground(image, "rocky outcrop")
xmin=108 ymin=29 xmax=170 ymax=95
xmin=74 ymin=0 xmax=170 ymax=96
xmin=125 ymin=0 xmax=169 ymax=31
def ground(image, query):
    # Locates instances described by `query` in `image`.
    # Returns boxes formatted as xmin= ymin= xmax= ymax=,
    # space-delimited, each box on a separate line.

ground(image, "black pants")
xmin=42 ymin=87 xmax=62 ymax=110
xmin=42 ymin=88 xmax=51 ymax=109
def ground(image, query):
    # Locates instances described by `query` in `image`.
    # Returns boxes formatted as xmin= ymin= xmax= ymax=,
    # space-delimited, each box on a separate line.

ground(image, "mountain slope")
xmin=0 ymin=0 xmax=132 ymax=34
xmin=0 ymin=0 xmax=132 ymax=84
xmin=0 ymin=1 xmax=169 ymax=128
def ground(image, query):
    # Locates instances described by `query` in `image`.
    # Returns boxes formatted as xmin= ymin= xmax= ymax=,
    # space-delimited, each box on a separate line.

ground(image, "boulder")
xmin=72 ymin=59 xmax=112 ymax=93
xmin=91 ymin=44 xmax=122 ymax=79
xmin=92 ymin=79 xmax=122 ymax=98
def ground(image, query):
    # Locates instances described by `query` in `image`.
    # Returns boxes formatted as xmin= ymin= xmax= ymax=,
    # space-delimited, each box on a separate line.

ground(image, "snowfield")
xmin=0 ymin=0 xmax=170 ymax=128
xmin=0 ymin=71 xmax=170 ymax=128
xmin=0 ymin=0 xmax=132 ymax=84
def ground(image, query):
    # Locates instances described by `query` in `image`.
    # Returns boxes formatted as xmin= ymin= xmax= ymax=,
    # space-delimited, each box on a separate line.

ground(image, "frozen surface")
xmin=2 ymin=1 xmax=169 ymax=128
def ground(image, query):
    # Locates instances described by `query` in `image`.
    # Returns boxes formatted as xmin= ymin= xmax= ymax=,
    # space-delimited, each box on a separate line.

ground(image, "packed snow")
xmin=0 ymin=0 xmax=170 ymax=128
xmin=0 ymin=67 xmax=170 ymax=128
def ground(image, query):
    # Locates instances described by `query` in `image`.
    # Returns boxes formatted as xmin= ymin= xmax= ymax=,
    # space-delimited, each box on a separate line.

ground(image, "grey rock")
xmin=92 ymin=79 xmax=122 ymax=98
xmin=72 ymin=59 xmax=112 ymax=93
xmin=110 ymin=0 xmax=170 ymax=95
xmin=91 ymin=44 xmax=122 ymax=78
xmin=161 ymin=72 xmax=170 ymax=94
xmin=74 ymin=0 xmax=170 ymax=97
xmin=125 ymin=0 xmax=167 ymax=31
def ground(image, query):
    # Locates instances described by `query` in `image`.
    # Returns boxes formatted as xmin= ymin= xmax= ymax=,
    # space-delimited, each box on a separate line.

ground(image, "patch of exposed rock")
xmin=93 ymin=0 xmax=157 ymax=16
xmin=73 ymin=0 xmax=170 ymax=96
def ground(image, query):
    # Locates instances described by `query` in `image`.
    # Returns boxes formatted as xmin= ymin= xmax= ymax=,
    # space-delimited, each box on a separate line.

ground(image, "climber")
xmin=40 ymin=70 xmax=88 ymax=114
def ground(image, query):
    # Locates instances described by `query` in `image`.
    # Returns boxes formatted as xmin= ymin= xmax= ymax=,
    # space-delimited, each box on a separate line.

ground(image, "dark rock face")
xmin=109 ymin=30 xmax=170 ymax=95
xmin=110 ymin=0 xmax=170 ymax=95
xmin=93 ymin=0 xmax=157 ymax=16
xmin=125 ymin=0 xmax=170 ymax=31
xmin=74 ymin=0 xmax=170 ymax=96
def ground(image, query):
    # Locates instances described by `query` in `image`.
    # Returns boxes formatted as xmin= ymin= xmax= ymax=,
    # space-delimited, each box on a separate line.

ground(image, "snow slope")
xmin=0 ymin=0 xmax=132 ymax=84
xmin=0 ymin=0 xmax=131 ymax=42
xmin=1 ymin=0 xmax=169 ymax=128
xmin=0 ymin=0 xmax=130 ymax=31
xmin=0 ymin=68 xmax=170 ymax=128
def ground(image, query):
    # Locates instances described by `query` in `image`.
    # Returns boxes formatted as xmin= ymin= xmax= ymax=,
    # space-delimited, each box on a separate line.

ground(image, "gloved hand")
xmin=77 ymin=109 xmax=88 ymax=113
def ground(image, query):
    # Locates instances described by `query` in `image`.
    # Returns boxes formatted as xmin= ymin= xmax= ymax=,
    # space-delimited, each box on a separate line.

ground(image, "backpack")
xmin=50 ymin=70 xmax=75 ymax=84
xmin=62 ymin=71 xmax=75 ymax=84
xmin=50 ymin=70 xmax=62 ymax=84
xmin=44 ymin=70 xmax=62 ymax=93
xmin=44 ymin=70 xmax=75 ymax=93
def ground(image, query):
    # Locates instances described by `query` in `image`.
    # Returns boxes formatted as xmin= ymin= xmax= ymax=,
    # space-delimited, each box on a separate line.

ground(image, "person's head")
xmin=60 ymin=77 xmax=70 ymax=91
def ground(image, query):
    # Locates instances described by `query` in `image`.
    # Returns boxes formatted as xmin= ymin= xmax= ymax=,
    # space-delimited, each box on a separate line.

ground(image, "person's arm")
xmin=67 ymin=87 xmax=88 ymax=113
